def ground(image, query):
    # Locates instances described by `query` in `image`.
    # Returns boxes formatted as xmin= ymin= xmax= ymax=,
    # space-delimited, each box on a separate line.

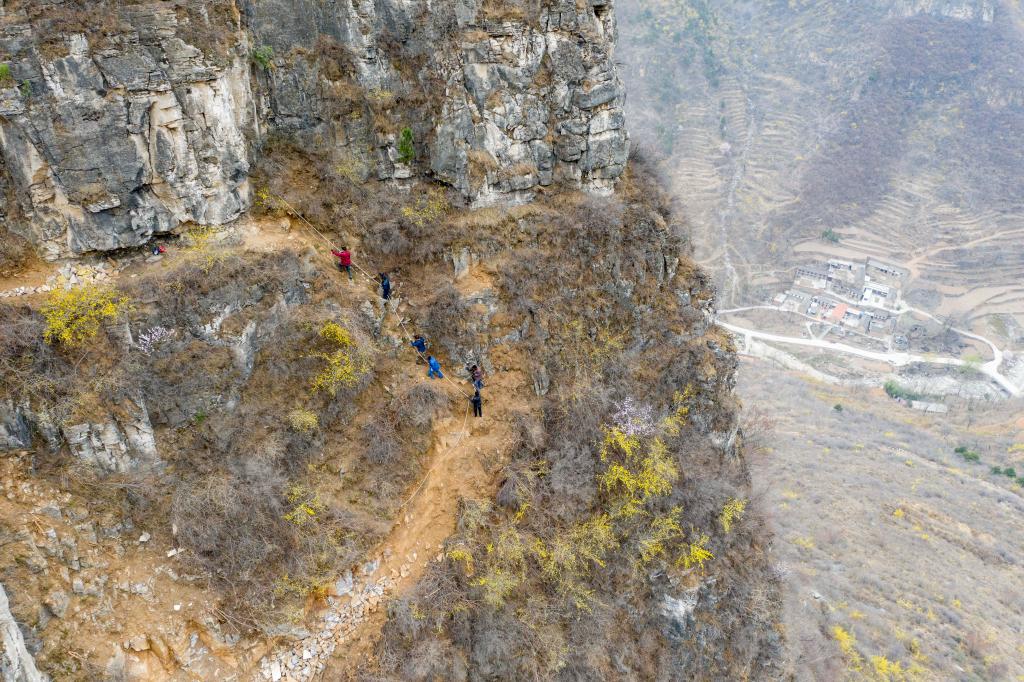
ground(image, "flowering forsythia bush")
xmin=719 ymin=498 xmax=747 ymax=534
xmin=42 ymin=285 xmax=132 ymax=347
xmin=470 ymin=392 xmax=719 ymax=612
xmin=310 ymin=321 xmax=368 ymax=396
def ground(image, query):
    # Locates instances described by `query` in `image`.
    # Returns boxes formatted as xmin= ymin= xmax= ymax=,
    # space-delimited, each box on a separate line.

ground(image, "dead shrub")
xmin=363 ymin=414 xmax=402 ymax=465
xmin=740 ymin=406 xmax=776 ymax=460
xmin=362 ymin=219 xmax=410 ymax=259
xmin=496 ymin=465 xmax=534 ymax=510
xmin=172 ymin=448 xmax=292 ymax=585
xmin=422 ymin=284 xmax=469 ymax=353
xmin=394 ymin=383 xmax=449 ymax=428
xmin=0 ymin=225 xmax=33 ymax=278
xmin=0 ymin=303 xmax=65 ymax=402
xmin=313 ymin=34 xmax=356 ymax=81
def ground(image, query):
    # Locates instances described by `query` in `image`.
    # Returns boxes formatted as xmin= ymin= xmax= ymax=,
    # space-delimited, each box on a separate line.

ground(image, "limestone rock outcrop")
xmin=0 ymin=3 xmax=254 ymax=259
xmin=247 ymin=0 xmax=628 ymax=205
xmin=0 ymin=583 xmax=48 ymax=682
xmin=61 ymin=393 xmax=159 ymax=474
xmin=0 ymin=0 xmax=628 ymax=257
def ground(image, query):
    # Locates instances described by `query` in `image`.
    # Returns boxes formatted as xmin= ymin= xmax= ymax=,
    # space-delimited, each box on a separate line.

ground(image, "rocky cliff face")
xmin=0 ymin=583 xmax=47 ymax=682
xmin=0 ymin=2 xmax=254 ymax=259
xmin=0 ymin=0 xmax=628 ymax=258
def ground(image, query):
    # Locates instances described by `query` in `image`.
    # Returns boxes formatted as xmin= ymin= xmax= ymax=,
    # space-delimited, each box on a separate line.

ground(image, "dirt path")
xmin=239 ymin=219 xmax=525 ymax=680
xmin=4 ymin=214 xmax=524 ymax=679
xmin=4 ymin=215 xmax=524 ymax=681
xmin=902 ymin=227 xmax=1024 ymax=279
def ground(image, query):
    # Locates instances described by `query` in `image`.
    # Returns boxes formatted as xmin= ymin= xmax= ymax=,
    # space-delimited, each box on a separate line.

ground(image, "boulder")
xmin=0 ymin=583 xmax=48 ymax=682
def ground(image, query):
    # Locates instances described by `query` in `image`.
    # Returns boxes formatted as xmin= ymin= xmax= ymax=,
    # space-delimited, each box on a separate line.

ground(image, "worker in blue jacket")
xmin=427 ymin=355 xmax=443 ymax=379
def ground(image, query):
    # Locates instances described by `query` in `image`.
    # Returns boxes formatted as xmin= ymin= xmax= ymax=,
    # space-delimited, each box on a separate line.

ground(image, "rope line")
xmin=398 ymin=317 xmax=472 ymax=399
xmin=397 ymin=402 xmax=472 ymax=510
xmin=262 ymin=192 xmax=484 ymax=674
xmin=271 ymin=192 xmax=473 ymax=399
xmin=272 ymin=193 xmax=382 ymax=284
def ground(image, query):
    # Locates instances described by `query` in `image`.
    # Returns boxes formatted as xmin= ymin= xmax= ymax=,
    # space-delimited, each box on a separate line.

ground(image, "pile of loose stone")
xmin=257 ymin=548 xmax=437 ymax=682
xmin=0 ymin=261 xmax=121 ymax=298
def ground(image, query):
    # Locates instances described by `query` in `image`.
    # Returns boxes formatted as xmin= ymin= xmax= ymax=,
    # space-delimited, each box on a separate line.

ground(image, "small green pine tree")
xmin=398 ymin=127 xmax=415 ymax=164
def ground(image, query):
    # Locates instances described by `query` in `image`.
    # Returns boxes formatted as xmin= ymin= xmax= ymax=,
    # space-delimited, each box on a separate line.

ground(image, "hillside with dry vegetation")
xmin=0 ymin=149 xmax=783 ymax=680
xmin=0 ymin=0 xmax=792 ymax=679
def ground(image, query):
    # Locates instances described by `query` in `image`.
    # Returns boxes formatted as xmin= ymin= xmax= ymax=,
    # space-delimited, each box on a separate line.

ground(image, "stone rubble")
xmin=256 ymin=560 xmax=422 ymax=681
xmin=0 ymin=260 xmax=123 ymax=298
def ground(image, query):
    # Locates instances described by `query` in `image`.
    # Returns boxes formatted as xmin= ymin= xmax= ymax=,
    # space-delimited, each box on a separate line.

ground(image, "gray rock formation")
xmin=0 ymin=402 xmax=31 ymax=451
xmin=61 ymin=393 xmax=158 ymax=473
xmin=247 ymin=0 xmax=628 ymax=205
xmin=0 ymin=3 xmax=254 ymax=259
xmin=0 ymin=0 xmax=628 ymax=257
xmin=0 ymin=583 xmax=48 ymax=682
xmin=0 ymin=402 xmax=60 ymax=452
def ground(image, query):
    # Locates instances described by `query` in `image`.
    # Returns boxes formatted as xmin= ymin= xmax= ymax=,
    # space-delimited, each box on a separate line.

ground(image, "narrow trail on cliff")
xmin=4 ymin=214 xmax=528 ymax=680
xmin=237 ymin=216 xmax=528 ymax=679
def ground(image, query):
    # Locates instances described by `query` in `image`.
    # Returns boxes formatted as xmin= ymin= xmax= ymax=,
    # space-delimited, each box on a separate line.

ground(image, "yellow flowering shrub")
xmin=447 ymin=547 xmax=475 ymax=576
xmin=638 ymin=507 xmax=683 ymax=565
xmin=677 ymin=531 xmax=714 ymax=571
xmin=310 ymin=322 xmax=368 ymax=396
xmin=871 ymin=655 xmax=907 ymax=681
xmin=719 ymin=498 xmax=747 ymax=533
xmin=287 ymin=408 xmax=319 ymax=433
xmin=598 ymin=428 xmax=678 ymax=518
xmin=662 ymin=384 xmax=696 ymax=436
xmin=401 ymin=188 xmax=448 ymax=228
xmin=832 ymin=625 xmax=863 ymax=671
xmin=182 ymin=224 xmax=225 ymax=270
xmin=532 ymin=514 xmax=618 ymax=609
xmin=42 ymin=285 xmax=132 ymax=347
xmin=474 ymin=528 xmax=527 ymax=607
xmin=283 ymin=484 xmax=325 ymax=526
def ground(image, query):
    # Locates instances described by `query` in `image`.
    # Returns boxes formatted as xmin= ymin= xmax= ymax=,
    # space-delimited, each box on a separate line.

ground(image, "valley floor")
xmin=741 ymin=358 xmax=1024 ymax=680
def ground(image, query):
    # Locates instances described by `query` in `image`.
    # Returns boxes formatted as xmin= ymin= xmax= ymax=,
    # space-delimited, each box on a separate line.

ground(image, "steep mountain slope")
xmin=0 ymin=1 xmax=781 ymax=680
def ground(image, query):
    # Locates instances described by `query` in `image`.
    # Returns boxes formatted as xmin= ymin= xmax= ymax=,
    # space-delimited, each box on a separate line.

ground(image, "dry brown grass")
xmin=742 ymin=360 xmax=1024 ymax=680
xmin=0 ymin=225 xmax=35 ymax=278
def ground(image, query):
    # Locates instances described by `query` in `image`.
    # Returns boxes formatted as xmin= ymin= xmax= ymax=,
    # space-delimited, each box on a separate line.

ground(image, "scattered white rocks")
xmin=257 ymin=572 xmax=399 ymax=681
xmin=0 ymin=260 xmax=126 ymax=298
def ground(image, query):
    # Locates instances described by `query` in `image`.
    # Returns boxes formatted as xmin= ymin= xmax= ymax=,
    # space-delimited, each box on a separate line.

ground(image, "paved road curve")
xmin=716 ymin=318 xmax=1021 ymax=397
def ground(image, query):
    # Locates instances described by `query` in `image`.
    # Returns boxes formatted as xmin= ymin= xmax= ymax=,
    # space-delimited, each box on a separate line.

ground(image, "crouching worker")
xmin=468 ymin=364 xmax=484 ymax=390
xmin=427 ymin=355 xmax=444 ymax=379
xmin=410 ymin=335 xmax=428 ymax=363
xmin=330 ymin=246 xmax=353 ymax=282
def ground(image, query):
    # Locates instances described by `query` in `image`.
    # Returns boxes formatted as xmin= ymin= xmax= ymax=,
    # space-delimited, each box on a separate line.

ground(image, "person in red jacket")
xmin=330 ymin=246 xmax=353 ymax=281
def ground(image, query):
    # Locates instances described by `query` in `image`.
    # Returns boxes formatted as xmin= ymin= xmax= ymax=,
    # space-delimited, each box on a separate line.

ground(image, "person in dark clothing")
xmin=379 ymin=272 xmax=392 ymax=300
xmin=469 ymin=364 xmax=484 ymax=390
xmin=470 ymin=390 xmax=482 ymax=418
xmin=331 ymin=247 xmax=353 ymax=281
xmin=410 ymin=335 xmax=428 ymax=363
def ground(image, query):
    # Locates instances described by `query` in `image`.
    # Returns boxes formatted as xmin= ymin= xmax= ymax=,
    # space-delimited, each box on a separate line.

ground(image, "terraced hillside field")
xmin=618 ymin=0 xmax=1024 ymax=347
